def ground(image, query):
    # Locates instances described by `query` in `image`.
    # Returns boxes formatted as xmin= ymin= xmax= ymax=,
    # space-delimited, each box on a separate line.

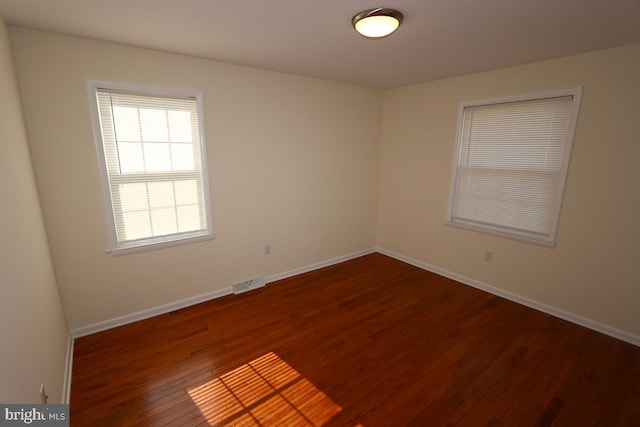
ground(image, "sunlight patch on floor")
xmin=187 ymin=351 xmax=341 ymax=425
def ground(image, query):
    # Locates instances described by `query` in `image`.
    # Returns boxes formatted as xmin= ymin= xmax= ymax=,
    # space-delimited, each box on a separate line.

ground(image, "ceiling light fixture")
xmin=352 ymin=8 xmax=403 ymax=39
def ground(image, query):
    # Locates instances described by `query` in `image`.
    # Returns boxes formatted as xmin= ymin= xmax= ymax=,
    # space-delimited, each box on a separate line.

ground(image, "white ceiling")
xmin=1 ymin=0 xmax=640 ymax=88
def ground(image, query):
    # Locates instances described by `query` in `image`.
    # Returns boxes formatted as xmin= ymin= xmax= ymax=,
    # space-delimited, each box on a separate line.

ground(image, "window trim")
xmin=87 ymin=80 xmax=215 ymax=255
xmin=445 ymin=87 xmax=583 ymax=247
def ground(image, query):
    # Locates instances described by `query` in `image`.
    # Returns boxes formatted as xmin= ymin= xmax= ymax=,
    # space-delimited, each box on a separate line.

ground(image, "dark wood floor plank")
xmin=71 ymin=253 xmax=640 ymax=426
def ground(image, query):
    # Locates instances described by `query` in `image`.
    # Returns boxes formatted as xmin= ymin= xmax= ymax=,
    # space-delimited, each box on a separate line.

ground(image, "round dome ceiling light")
xmin=352 ymin=8 xmax=404 ymax=39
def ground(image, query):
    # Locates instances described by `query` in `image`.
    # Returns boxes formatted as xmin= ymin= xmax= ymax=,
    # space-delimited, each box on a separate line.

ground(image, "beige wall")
xmin=9 ymin=28 xmax=381 ymax=330
xmin=7 ymin=25 xmax=639 ymax=343
xmin=378 ymin=43 xmax=640 ymax=338
xmin=0 ymin=18 xmax=69 ymax=403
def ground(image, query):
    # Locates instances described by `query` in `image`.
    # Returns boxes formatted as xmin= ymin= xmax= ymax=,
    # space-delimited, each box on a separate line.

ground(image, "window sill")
xmin=445 ymin=220 xmax=557 ymax=248
xmin=105 ymin=232 xmax=216 ymax=256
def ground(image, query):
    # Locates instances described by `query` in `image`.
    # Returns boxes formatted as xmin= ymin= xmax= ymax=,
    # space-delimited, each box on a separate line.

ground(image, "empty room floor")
xmin=70 ymin=253 xmax=640 ymax=426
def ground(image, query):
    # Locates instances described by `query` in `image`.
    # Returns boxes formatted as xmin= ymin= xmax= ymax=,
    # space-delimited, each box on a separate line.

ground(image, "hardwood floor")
xmin=71 ymin=253 xmax=640 ymax=426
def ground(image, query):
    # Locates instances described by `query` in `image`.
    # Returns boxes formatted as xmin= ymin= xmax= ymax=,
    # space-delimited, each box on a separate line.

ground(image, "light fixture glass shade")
xmin=352 ymin=8 xmax=403 ymax=39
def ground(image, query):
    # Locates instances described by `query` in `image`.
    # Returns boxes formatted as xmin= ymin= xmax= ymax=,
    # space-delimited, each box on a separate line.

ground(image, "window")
xmin=87 ymin=81 xmax=213 ymax=254
xmin=447 ymin=88 xmax=582 ymax=247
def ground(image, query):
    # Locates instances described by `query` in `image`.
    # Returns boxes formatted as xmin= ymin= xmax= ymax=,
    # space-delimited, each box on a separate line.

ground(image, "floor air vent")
xmin=232 ymin=277 xmax=266 ymax=295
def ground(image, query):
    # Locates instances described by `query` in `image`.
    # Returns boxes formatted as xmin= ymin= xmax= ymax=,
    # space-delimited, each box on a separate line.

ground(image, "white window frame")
xmin=446 ymin=88 xmax=583 ymax=247
xmin=87 ymin=80 xmax=215 ymax=255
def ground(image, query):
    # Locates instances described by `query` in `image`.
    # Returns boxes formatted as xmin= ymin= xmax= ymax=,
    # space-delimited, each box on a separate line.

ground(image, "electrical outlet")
xmin=40 ymin=384 xmax=48 ymax=404
xmin=483 ymin=250 xmax=493 ymax=262
xmin=264 ymin=244 xmax=271 ymax=255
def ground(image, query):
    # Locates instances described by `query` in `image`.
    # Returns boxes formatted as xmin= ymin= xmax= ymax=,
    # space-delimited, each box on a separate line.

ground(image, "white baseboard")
xmin=265 ymin=248 xmax=376 ymax=284
xmin=70 ymin=247 xmax=376 ymax=338
xmin=61 ymin=332 xmax=74 ymax=404
xmin=71 ymin=287 xmax=233 ymax=338
xmin=376 ymin=247 xmax=640 ymax=347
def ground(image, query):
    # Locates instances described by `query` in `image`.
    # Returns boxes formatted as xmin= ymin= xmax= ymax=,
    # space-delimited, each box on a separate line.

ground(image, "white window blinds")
xmin=90 ymin=83 xmax=213 ymax=253
xmin=448 ymin=89 xmax=582 ymax=246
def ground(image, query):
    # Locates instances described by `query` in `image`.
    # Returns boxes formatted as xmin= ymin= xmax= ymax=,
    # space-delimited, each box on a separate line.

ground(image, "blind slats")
xmin=449 ymin=92 xmax=579 ymax=244
xmin=96 ymin=89 xmax=210 ymax=248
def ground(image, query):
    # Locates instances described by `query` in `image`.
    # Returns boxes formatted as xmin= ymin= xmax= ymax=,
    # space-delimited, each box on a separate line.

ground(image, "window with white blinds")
xmin=447 ymin=88 xmax=582 ymax=246
xmin=88 ymin=81 xmax=213 ymax=254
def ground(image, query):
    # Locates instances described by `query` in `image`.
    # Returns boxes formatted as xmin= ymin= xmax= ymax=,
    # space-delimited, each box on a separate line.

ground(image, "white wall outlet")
xmin=483 ymin=250 xmax=493 ymax=262
xmin=40 ymin=384 xmax=48 ymax=404
xmin=264 ymin=244 xmax=271 ymax=255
